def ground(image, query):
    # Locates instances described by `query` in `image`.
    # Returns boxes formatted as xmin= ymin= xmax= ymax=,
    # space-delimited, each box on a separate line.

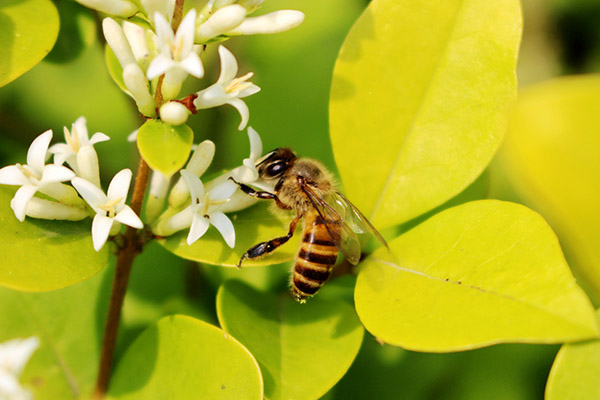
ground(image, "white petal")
xmin=89 ymin=132 xmax=111 ymax=145
xmin=238 ymin=161 xmax=258 ymax=182
xmin=179 ymin=52 xmax=204 ymax=78
xmin=146 ymin=54 xmax=174 ymax=80
xmin=0 ymin=166 xmax=28 ymax=186
xmin=27 ymin=130 xmax=52 ymax=176
xmin=153 ymin=206 xmax=193 ymax=236
xmin=247 ymin=127 xmax=262 ymax=160
xmin=193 ymin=84 xmax=227 ymax=109
xmin=11 ymin=185 xmax=38 ymax=222
xmin=72 ymin=116 xmax=89 ymax=143
xmin=238 ymin=83 xmax=261 ymax=98
xmin=217 ymin=45 xmax=238 ymax=83
xmin=40 ymin=164 xmax=76 ymax=184
xmin=48 ymin=143 xmax=73 ymax=167
xmin=115 ymin=205 xmax=143 ymax=228
xmin=226 ymin=98 xmax=249 ymax=130
xmin=0 ymin=337 xmax=39 ymax=376
xmin=107 ymin=169 xmax=133 ymax=202
xmin=76 ymin=0 xmax=137 ymax=17
xmin=209 ymin=211 xmax=235 ymax=248
xmin=209 ymin=180 xmax=237 ymax=201
xmin=91 ymin=214 xmax=114 ymax=251
xmin=229 ymin=10 xmax=304 ymax=35
xmin=153 ymin=11 xmax=175 ymax=49
xmin=102 ymin=18 xmax=136 ymax=68
xmin=26 ymin=198 xmax=89 ymax=221
xmin=180 ymin=169 xmax=205 ymax=201
xmin=127 ymin=129 xmax=138 ymax=143
xmin=187 ymin=214 xmax=210 ymax=245
xmin=176 ymin=9 xmax=197 ymax=56
xmin=76 ymin=145 xmax=101 ymax=187
xmin=123 ymin=64 xmax=156 ymax=117
xmin=72 ymin=177 xmax=107 ymax=209
xmin=195 ymin=5 xmax=246 ymax=42
xmin=186 ymin=140 xmax=215 ymax=176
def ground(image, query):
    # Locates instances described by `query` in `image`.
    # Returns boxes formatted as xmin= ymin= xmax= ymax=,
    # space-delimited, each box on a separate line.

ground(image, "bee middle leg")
xmin=228 ymin=177 xmax=290 ymax=209
xmin=238 ymin=214 xmax=302 ymax=268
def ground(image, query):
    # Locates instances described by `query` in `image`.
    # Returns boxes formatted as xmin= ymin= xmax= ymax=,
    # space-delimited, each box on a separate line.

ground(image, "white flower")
xmin=0 ymin=130 xmax=77 ymax=222
xmin=155 ymin=170 xmax=237 ymax=247
xmin=147 ymin=9 xmax=204 ymax=99
xmin=0 ymin=336 xmax=39 ymax=400
xmin=49 ymin=117 xmax=110 ymax=187
xmin=193 ymin=46 xmax=260 ymax=130
xmin=72 ymin=169 xmax=143 ymax=251
xmin=227 ymin=10 xmax=305 ymax=36
xmin=168 ymin=140 xmax=215 ymax=208
xmin=195 ymin=4 xmax=247 ymax=42
xmin=231 ymin=126 xmax=262 ymax=184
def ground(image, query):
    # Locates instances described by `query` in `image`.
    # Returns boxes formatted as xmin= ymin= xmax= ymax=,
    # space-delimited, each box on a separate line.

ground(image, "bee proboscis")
xmin=231 ymin=148 xmax=388 ymax=301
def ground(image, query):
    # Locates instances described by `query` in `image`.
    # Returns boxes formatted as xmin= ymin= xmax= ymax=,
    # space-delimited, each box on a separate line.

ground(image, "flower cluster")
xmin=95 ymin=0 xmax=303 ymax=129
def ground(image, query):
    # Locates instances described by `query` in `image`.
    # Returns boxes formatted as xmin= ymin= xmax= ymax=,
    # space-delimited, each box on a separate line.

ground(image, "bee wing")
xmin=300 ymin=183 xmax=362 ymax=265
xmin=331 ymin=191 xmax=389 ymax=250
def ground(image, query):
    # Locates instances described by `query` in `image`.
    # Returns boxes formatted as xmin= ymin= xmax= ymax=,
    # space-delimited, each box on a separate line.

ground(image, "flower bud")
xmin=160 ymin=102 xmax=190 ymax=126
xmin=76 ymin=0 xmax=137 ymax=17
xmin=238 ymin=0 xmax=265 ymax=13
xmin=26 ymin=197 xmax=89 ymax=221
xmin=76 ymin=145 xmax=101 ymax=188
xmin=227 ymin=10 xmax=304 ymax=35
xmin=123 ymin=64 xmax=156 ymax=117
xmin=168 ymin=140 xmax=215 ymax=207
xmin=153 ymin=207 xmax=193 ymax=236
xmin=103 ymin=18 xmax=136 ymax=68
xmin=195 ymin=5 xmax=246 ymax=42
xmin=38 ymin=182 xmax=85 ymax=206
xmin=161 ymin=70 xmax=186 ymax=101
xmin=146 ymin=171 xmax=171 ymax=222
xmin=122 ymin=21 xmax=153 ymax=72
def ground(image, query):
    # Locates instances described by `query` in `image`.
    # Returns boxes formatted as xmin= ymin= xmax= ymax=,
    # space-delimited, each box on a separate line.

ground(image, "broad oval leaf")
xmin=107 ymin=315 xmax=263 ymax=400
xmin=546 ymin=310 xmax=600 ymax=400
xmin=160 ymin=202 xmax=299 ymax=267
xmin=0 ymin=266 xmax=111 ymax=399
xmin=0 ymin=0 xmax=59 ymax=87
xmin=498 ymin=75 xmax=600 ymax=298
xmin=217 ymin=280 xmax=364 ymax=400
xmin=0 ymin=187 xmax=109 ymax=292
xmin=330 ymin=0 xmax=522 ymax=228
xmin=137 ymin=120 xmax=193 ymax=177
xmin=355 ymin=200 xmax=599 ymax=352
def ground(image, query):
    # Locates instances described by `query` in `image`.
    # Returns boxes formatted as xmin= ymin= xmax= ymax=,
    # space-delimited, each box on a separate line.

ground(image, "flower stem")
xmin=171 ymin=0 xmax=185 ymax=31
xmin=93 ymin=157 xmax=150 ymax=399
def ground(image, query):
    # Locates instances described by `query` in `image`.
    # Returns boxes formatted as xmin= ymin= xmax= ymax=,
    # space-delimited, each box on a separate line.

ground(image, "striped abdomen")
xmin=292 ymin=212 xmax=339 ymax=301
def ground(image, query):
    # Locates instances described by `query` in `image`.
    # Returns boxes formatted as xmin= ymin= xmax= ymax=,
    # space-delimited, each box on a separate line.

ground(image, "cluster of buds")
xmin=0 ymin=118 xmax=270 ymax=252
xmin=94 ymin=0 xmax=303 ymax=128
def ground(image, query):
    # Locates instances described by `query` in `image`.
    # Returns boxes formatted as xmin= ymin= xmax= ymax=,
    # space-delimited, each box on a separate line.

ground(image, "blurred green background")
xmin=2 ymin=0 xmax=600 ymax=398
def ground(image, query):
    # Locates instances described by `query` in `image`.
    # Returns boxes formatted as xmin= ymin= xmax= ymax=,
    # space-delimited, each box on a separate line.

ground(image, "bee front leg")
xmin=228 ymin=177 xmax=278 ymax=200
xmin=237 ymin=214 xmax=302 ymax=268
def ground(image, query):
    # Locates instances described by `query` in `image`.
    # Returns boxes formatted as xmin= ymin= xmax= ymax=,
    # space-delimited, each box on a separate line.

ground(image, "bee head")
xmin=256 ymin=148 xmax=297 ymax=180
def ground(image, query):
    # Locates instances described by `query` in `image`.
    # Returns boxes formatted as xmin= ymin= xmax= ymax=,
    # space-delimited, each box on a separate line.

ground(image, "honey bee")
xmin=230 ymin=148 xmax=388 ymax=302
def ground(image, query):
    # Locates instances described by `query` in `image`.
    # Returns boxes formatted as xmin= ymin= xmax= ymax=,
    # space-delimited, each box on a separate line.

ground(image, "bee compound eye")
xmin=265 ymin=161 xmax=287 ymax=177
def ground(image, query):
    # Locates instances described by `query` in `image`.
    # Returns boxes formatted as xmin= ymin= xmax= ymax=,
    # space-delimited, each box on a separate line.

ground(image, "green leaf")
xmin=0 ymin=0 xmax=59 ymax=87
xmin=0 ymin=266 xmax=111 ymax=399
xmin=497 ymin=75 xmax=600 ymax=299
xmin=217 ymin=280 xmax=364 ymax=400
xmin=355 ymin=200 xmax=599 ymax=352
xmin=104 ymin=44 xmax=130 ymax=96
xmin=0 ymin=187 xmax=109 ymax=292
xmin=546 ymin=311 xmax=600 ymax=400
xmin=160 ymin=202 xmax=300 ymax=267
xmin=330 ymin=0 xmax=522 ymax=228
xmin=45 ymin=0 xmax=96 ymax=64
xmin=137 ymin=120 xmax=193 ymax=177
xmin=107 ymin=315 xmax=263 ymax=400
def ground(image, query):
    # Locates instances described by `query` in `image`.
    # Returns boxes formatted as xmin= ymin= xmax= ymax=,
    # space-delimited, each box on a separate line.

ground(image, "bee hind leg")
xmin=237 ymin=214 xmax=302 ymax=268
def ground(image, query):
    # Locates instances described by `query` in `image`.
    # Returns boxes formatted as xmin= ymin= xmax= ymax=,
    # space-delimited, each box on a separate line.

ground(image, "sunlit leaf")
xmin=0 ymin=187 xmax=109 ymax=292
xmin=0 ymin=0 xmax=59 ymax=87
xmin=546 ymin=310 xmax=600 ymax=400
xmin=355 ymin=200 xmax=599 ymax=352
xmin=217 ymin=281 xmax=364 ymax=400
xmin=107 ymin=315 xmax=263 ymax=400
xmin=0 ymin=266 xmax=111 ymax=399
xmin=330 ymin=0 xmax=522 ymax=228
xmin=137 ymin=120 xmax=193 ymax=177
xmin=497 ymin=75 xmax=600 ymax=298
xmin=160 ymin=202 xmax=299 ymax=267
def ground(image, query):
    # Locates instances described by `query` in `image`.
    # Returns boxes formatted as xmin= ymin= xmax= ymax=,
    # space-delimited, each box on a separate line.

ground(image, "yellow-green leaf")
xmin=498 ymin=75 xmax=600 ymax=298
xmin=330 ymin=0 xmax=522 ymax=228
xmin=546 ymin=311 xmax=600 ymax=400
xmin=0 ymin=187 xmax=109 ymax=292
xmin=0 ymin=0 xmax=59 ymax=87
xmin=355 ymin=200 xmax=599 ymax=352
xmin=107 ymin=315 xmax=263 ymax=400
xmin=217 ymin=281 xmax=364 ymax=400
xmin=137 ymin=120 xmax=193 ymax=177
xmin=160 ymin=202 xmax=299 ymax=267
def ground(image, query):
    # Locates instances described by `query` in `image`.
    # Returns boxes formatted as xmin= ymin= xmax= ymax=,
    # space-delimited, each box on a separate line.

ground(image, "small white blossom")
xmin=76 ymin=0 xmax=137 ymax=17
xmin=0 ymin=336 xmax=39 ymax=400
xmin=193 ymin=45 xmax=260 ymax=130
xmin=49 ymin=117 xmax=109 ymax=187
xmin=155 ymin=170 xmax=237 ymax=247
xmin=227 ymin=10 xmax=305 ymax=36
xmin=159 ymin=101 xmax=190 ymax=126
xmin=147 ymin=9 xmax=204 ymax=99
xmin=0 ymin=130 xmax=77 ymax=222
xmin=231 ymin=126 xmax=262 ymax=184
xmin=168 ymin=140 xmax=215 ymax=208
xmin=195 ymin=5 xmax=247 ymax=42
xmin=72 ymin=169 xmax=143 ymax=251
